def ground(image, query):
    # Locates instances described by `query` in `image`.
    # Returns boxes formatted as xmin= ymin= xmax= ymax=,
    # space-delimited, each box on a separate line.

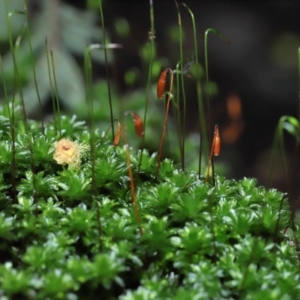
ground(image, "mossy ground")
xmin=0 ymin=111 xmax=299 ymax=299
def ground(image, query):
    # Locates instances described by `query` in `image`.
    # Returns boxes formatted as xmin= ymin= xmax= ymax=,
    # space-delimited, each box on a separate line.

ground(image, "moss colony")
xmin=0 ymin=112 xmax=299 ymax=300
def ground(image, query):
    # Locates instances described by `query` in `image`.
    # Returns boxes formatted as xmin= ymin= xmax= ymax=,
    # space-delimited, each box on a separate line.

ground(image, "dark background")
xmin=65 ymin=0 xmax=300 ymax=203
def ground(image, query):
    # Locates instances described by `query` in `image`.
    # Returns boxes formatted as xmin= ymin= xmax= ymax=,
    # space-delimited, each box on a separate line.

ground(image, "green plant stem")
xmin=181 ymin=3 xmax=206 ymax=178
xmin=175 ymin=62 xmax=184 ymax=166
xmin=98 ymin=0 xmax=114 ymax=140
xmin=278 ymin=117 xmax=292 ymax=191
xmin=156 ymin=70 xmax=174 ymax=179
xmin=23 ymin=0 xmax=44 ymax=134
xmin=50 ymin=50 xmax=61 ymax=135
xmin=45 ymin=39 xmax=58 ymax=134
xmin=4 ymin=4 xmax=36 ymax=204
xmin=6 ymin=9 xmax=27 ymax=128
xmin=0 ymin=53 xmax=17 ymax=202
xmin=0 ymin=56 xmax=11 ymax=120
xmin=84 ymin=46 xmax=97 ymax=195
xmin=175 ymin=0 xmax=187 ymax=171
xmin=205 ymin=138 xmax=215 ymax=185
xmin=84 ymin=44 xmax=102 ymax=251
xmin=124 ymin=112 xmax=143 ymax=236
xmin=204 ymin=28 xmax=229 ymax=138
xmin=138 ymin=0 xmax=155 ymax=173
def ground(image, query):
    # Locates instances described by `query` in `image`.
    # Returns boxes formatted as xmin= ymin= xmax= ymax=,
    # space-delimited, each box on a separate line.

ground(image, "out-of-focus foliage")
xmin=0 ymin=0 xmax=111 ymax=114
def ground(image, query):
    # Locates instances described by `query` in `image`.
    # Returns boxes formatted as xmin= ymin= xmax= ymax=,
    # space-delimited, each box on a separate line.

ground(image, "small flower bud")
xmin=53 ymin=138 xmax=90 ymax=169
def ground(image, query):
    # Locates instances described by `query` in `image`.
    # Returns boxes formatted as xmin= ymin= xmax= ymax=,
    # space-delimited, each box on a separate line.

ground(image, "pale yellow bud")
xmin=53 ymin=138 xmax=89 ymax=169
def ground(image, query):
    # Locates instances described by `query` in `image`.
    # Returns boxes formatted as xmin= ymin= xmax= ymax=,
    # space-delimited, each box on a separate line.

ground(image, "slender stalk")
xmin=97 ymin=0 xmax=114 ymax=139
xmin=84 ymin=42 xmax=123 ymax=249
xmin=206 ymin=125 xmax=219 ymax=185
xmin=204 ymin=28 xmax=229 ymax=138
xmin=205 ymin=152 xmax=215 ymax=185
xmin=181 ymin=3 xmax=206 ymax=178
xmin=5 ymin=4 xmax=37 ymax=206
xmin=45 ymin=39 xmax=57 ymax=133
xmin=206 ymin=126 xmax=220 ymax=261
xmin=175 ymin=0 xmax=187 ymax=171
xmin=102 ymin=119 xmax=121 ymax=145
xmin=0 ymin=56 xmax=11 ymax=120
xmin=0 ymin=54 xmax=17 ymax=202
xmin=23 ymin=0 xmax=44 ymax=134
xmin=1 ymin=38 xmax=16 ymax=202
xmin=269 ymin=121 xmax=291 ymax=191
xmin=6 ymin=9 xmax=27 ymax=126
xmin=50 ymin=50 xmax=61 ymax=135
xmin=124 ymin=112 xmax=143 ymax=236
xmin=156 ymin=69 xmax=174 ymax=178
xmin=4 ymin=5 xmax=24 ymax=204
xmin=138 ymin=0 xmax=156 ymax=173
xmin=175 ymin=62 xmax=184 ymax=166
xmin=269 ymin=116 xmax=299 ymax=194
xmin=277 ymin=117 xmax=291 ymax=191
xmin=84 ymin=44 xmax=101 ymax=250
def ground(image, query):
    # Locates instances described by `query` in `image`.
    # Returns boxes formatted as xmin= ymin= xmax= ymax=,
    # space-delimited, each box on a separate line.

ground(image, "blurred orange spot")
xmin=222 ymin=121 xmax=245 ymax=144
xmin=227 ymin=93 xmax=242 ymax=120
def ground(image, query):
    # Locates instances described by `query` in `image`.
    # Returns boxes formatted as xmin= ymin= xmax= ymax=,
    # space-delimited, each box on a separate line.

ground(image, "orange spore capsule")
xmin=131 ymin=112 xmax=144 ymax=137
xmin=113 ymin=122 xmax=122 ymax=146
xmin=157 ymin=68 xmax=168 ymax=99
xmin=213 ymin=125 xmax=221 ymax=156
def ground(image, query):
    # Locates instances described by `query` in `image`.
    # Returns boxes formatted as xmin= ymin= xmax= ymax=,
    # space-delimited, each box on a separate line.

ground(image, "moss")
xmin=0 ymin=113 xmax=299 ymax=300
